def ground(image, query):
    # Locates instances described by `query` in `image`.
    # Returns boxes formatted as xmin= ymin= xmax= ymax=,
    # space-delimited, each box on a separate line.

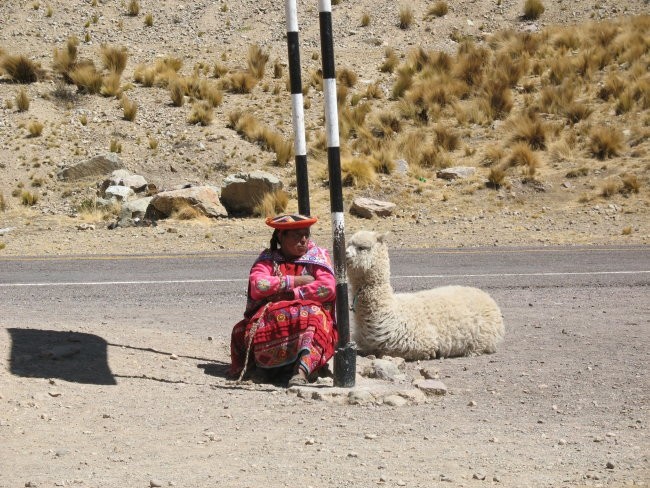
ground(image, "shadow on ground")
xmin=7 ymin=328 xmax=116 ymax=385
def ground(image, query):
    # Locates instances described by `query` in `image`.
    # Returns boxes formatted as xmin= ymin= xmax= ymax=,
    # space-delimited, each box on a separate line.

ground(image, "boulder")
xmin=58 ymin=153 xmax=122 ymax=181
xmin=436 ymin=166 xmax=476 ymax=180
xmin=104 ymin=185 xmax=135 ymax=201
xmin=120 ymin=197 xmax=153 ymax=220
xmin=100 ymin=170 xmax=149 ymax=196
xmin=350 ymin=197 xmax=396 ymax=219
xmin=145 ymin=185 xmax=227 ymax=220
xmin=219 ymin=170 xmax=283 ymax=216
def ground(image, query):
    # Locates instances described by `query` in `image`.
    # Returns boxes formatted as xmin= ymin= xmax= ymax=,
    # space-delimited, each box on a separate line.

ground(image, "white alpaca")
xmin=346 ymin=230 xmax=505 ymax=360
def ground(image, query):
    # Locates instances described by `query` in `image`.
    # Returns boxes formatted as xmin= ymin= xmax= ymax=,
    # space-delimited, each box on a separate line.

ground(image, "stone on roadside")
xmin=437 ymin=166 xmax=476 ymax=180
xmin=347 ymin=389 xmax=375 ymax=406
xmin=58 ymin=153 xmax=122 ymax=181
xmin=104 ymin=185 xmax=135 ymax=202
xmin=150 ymin=480 xmax=163 ymax=487
xmin=414 ymin=379 xmax=448 ymax=396
xmin=382 ymin=394 xmax=408 ymax=407
xmin=219 ymin=170 xmax=283 ymax=216
xmin=120 ymin=197 xmax=153 ymax=220
xmin=362 ymin=359 xmax=401 ymax=381
xmin=146 ymin=185 xmax=227 ymax=220
xmin=350 ymin=197 xmax=396 ymax=219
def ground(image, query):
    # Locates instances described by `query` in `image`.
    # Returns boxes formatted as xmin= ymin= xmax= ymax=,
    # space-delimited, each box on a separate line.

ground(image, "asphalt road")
xmin=1 ymin=245 xmax=648 ymax=336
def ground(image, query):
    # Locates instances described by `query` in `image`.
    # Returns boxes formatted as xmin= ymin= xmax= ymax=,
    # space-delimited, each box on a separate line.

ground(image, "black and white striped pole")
xmin=319 ymin=0 xmax=356 ymax=387
xmin=285 ymin=0 xmax=310 ymax=216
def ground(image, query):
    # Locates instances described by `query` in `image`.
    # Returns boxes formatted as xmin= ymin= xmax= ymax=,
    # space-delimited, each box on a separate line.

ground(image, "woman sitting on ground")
xmin=229 ymin=214 xmax=338 ymax=386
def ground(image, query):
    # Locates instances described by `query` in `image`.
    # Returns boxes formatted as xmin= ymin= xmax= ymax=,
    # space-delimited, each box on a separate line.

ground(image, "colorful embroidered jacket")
xmin=243 ymin=241 xmax=336 ymax=320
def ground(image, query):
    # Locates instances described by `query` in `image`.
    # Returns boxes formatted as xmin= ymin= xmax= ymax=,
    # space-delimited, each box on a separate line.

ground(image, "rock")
xmin=606 ymin=461 xmax=615 ymax=469
xmin=414 ymin=379 xmax=448 ymax=396
xmin=104 ymin=185 xmax=135 ymax=201
xmin=382 ymin=394 xmax=408 ymax=407
xmin=76 ymin=223 xmax=95 ymax=231
xmin=219 ymin=170 xmax=283 ymax=216
xmin=436 ymin=166 xmax=476 ymax=180
xmin=473 ymin=472 xmax=487 ymax=480
xmin=362 ymin=359 xmax=401 ymax=381
xmin=120 ymin=197 xmax=153 ymax=220
xmin=396 ymin=388 xmax=427 ymax=404
xmin=58 ymin=153 xmax=122 ymax=181
xmin=419 ymin=367 xmax=439 ymax=379
xmin=350 ymin=197 xmax=396 ymax=219
xmin=0 ymin=227 xmax=16 ymax=236
xmin=347 ymin=389 xmax=375 ymax=405
xmin=150 ymin=480 xmax=163 ymax=487
xmin=395 ymin=159 xmax=409 ymax=175
xmin=146 ymin=185 xmax=228 ymax=220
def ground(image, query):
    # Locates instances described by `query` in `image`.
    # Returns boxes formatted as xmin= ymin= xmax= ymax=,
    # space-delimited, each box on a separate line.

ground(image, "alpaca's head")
xmin=345 ymin=230 xmax=391 ymax=286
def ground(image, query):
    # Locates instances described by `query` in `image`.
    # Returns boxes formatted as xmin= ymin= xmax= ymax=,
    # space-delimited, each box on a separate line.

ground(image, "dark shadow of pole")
xmin=7 ymin=328 xmax=117 ymax=385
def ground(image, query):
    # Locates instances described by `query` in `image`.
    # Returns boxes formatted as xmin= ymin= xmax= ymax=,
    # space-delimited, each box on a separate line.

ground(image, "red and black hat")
xmin=265 ymin=214 xmax=318 ymax=230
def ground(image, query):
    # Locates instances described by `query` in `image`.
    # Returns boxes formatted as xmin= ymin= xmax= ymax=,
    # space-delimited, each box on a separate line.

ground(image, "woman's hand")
xmin=294 ymin=275 xmax=315 ymax=287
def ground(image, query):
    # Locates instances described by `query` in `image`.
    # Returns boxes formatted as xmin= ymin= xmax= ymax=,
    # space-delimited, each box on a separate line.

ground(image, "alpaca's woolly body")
xmin=346 ymin=231 xmax=505 ymax=360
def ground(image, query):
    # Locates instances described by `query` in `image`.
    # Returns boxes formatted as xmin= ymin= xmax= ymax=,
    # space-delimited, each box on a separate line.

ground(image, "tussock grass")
xmin=481 ymin=145 xmax=505 ymax=167
xmin=228 ymin=111 xmax=294 ymax=165
xmin=69 ymin=63 xmax=102 ymax=94
xmin=434 ymin=125 xmax=460 ymax=151
xmin=360 ymin=12 xmax=370 ymax=27
xmin=427 ymin=2 xmax=448 ymax=18
xmin=600 ymin=177 xmax=621 ymax=197
xmin=0 ymin=193 xmax=6 ymax=212
xmin=508 ymin=113 xmax=547 ymax=150
xmin=523 ymin=0 xmax=545 ymax=21
xmin=621 ymin=174 xmax=640 ymax=194
xmin=144 ymin=13 xmax=153 ymax=27
xmin=398 ymin=6 xmax=414 ymax=30
xmin=487 ymin=166 xmax=507 ymax=188
xmin=247 ymin=44 xmax=269 ymax=80
xmin=100 ymin=72 xmax=122 ymax=97
xmin=1 ymin=54 xmax=41 ymax=83
xmin=21 ymin=190 xmax=39 ymax=206
xmin=188 ymin=101 xmax=213 ymax=126
xmin=169 ymin=79 xmax=185 ymax=106
xmin=121 ymin=95 xmax=137 ymax=121
xmin=110 ymin=140 xmax=122 ymax=153
xmin=28 ymin=120 xmax=44 ymax=137
xmin=341 ymin=157 xmax=377 ymax=187
xmin=589 ymin=126 xmax=623 ymax=160
xmin=507 ymin=142 xmax=540 ymax=177
xmin=380 ymin=48 xmax=398 ymax=74
xmin=52 ymin=36 xmax=79 ymax=79
xmin=127 ymin=0 xmax=140 ymax=17
xmin=253 ymin=190 xmax=289 ymax=217
xmin=370 ymin=150 xmax=396 ymax=174
xmin=101 ymin=45 xmax=128 ymax=75
xmin=16 ymin=88 xmax=30 ymax=112
xmin=337 ymin=67 xmax=358 ymax=88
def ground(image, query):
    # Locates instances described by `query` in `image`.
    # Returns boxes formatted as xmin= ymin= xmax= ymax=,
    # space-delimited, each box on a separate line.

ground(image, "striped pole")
xmin=285 ymin=0 xmax=310 ymax=216
xmin=318 ymin=0 xmax=356 ymax=387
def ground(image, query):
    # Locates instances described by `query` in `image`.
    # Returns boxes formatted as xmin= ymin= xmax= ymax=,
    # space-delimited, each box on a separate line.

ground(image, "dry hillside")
xmin=0 ymin=0 xmax=648 ymax=255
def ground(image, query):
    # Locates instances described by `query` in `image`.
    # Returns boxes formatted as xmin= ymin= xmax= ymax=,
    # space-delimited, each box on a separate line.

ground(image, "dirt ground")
xmin=1 ymin=267 xmax=648 ymax=488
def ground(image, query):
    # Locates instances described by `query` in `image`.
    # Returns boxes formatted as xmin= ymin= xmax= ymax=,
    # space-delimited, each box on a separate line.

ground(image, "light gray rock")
xmin=104 ymin=185 xmax=135 ymax=201
xmin=347 ymin=389 xmax=376 ymax=405
xmin=219 ymin=170 xmax=283 ymax=216
xmin=58 ymin=153 xmax=122 ymax=181
xmin=146 ymin=185 xmax=227 ymax=219
xmin=436 ymin=166 xmax=476 ymax=180
xmin=414 ymin=379 xmax=448 ymax=396
xmin=120 ymin=197 xmax=153 ymax=220
xmin=362 ymin=359 xmax=401 ymax=381
xmin=350 ymin=197 xmax=396 ymax=219
xmin=382 ymin=394 xmax=408 ymax=407
xmin=395 ymin=159 xmax=409 ymax=175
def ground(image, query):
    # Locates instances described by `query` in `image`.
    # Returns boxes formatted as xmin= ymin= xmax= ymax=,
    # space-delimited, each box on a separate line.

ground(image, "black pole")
xmin=318 ymin=0 xmax=356 ymax=387
xmin=285 ymin=0 xmax=310 ymax=216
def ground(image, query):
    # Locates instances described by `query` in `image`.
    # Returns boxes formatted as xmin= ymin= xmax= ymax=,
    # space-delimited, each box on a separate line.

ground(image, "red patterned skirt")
xmin=229 ymin=300 xmax=338 ymax=378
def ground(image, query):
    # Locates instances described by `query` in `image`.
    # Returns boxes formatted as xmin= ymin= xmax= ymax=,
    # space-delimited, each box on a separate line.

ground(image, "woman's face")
xmin=278 ymin=229 xmax=310 ymax=258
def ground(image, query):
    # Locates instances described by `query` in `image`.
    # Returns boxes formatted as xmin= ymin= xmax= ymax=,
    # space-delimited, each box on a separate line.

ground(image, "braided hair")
xmin=270 ymin=229 xmax=281 ymax=251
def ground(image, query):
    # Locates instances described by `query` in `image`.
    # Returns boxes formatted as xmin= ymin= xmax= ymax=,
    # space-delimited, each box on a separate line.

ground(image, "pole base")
xmin=333 ymin=341 xmax=356 ymax=388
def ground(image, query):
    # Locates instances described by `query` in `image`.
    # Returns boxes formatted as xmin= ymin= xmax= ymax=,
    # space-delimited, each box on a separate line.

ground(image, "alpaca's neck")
xmin=352 ymin=278 xmax=395 ymax=315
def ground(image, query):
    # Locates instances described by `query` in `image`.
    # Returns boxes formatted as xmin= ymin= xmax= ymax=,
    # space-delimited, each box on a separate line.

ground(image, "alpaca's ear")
xmin=376 ymin=231 xmax=390 ymax=243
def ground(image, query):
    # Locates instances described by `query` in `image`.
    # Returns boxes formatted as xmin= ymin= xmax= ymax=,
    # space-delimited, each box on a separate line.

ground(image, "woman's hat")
xmin=265 ymin=214 xmax=318 ymax=230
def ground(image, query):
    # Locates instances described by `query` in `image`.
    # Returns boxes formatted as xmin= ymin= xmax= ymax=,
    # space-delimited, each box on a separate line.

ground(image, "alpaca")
xmin=346 ymin=230 xmax=505 ymax=360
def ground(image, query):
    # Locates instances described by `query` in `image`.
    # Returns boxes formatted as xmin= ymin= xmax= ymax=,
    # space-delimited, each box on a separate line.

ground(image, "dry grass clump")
xmin=253 ymin=190 xmax=289 ymax=217
xmin=506 ymin=142 xmax=540 ymax=177
xmin=487 ymin=166 xmax=507 ymax=188
xmin=169 ymin=79 xmax=185 ymax=106
xmin=52 ymin=36 xmax=80 ymax=79
xmin=144 ymin=13 xmax=153 ymax=27
xmin=101 ymin=45 xmax=128 ymax=75
xmin=480 ymin=75 xmax=513 ymax=120
xmin=188 ymin=101 xmax=213 ymax=126
xmin=427 ymin=1 xmax=449 ymax=18
xmin=222 ymin=71 xmax=258 ymax=94
xmin=228 ymin=111 xmax=294 ymax=165
xmin=16 ymin=88 xmax=30 ymax=111
xmin=600 ymin=177 xmax=621 ymax=198
xmin=127 ymin=0 xmax=140 ymax=16
xmin=171 ymin=202 xmax=203 ymax=221
xmin=589 ymin=126 xmax=623 ymax=160
xmin=337 ymin=68 xmax=358 ymax=88
xmin=0 ymin=193 xmax=6 ymax=212
xmin=620 ymin=174 xmax=641 ymax=195
xmin=100 ymin=72 xmax=122 ymax=97
xmin=522 ymin=0 xmax=545 ymax=20
xmin=481 ymin=145 xmax=505 ymax=167
xmin=380 ymin=48 xmax=399 ymax=74
xmin=434 ymin=125 xmax=460 ymax=151
xmin=341 ymin=157 xmax=377 ymax=187
xmin=28 ymin=120 xmax=44 ymax=137
xmin=21 ymin=190 xmax=39 ymax=206
xmin=121 ymin=95 xmax=138 ymax=121
xmin=398 ymin=6 xmax=414 ymax=30
xmin=1 ymin=54 xmax=41 ymax=83
xmin=247 ymin=44 xmax=269 ymax=80
xmin=360 ymin=12 xmax=371 ymax=27
xmin=69 ymin=63 xmax=102 ymax=94
xmin=370 ymin=150 xmax=396 ymax=174
xmin=508 ymin=113 xmax=547 ymax=149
